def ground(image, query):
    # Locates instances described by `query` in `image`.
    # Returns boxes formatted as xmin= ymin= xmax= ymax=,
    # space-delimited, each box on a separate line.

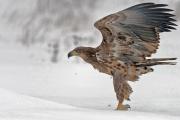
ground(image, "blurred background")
xmin=0 ymin=0 xmax=179 ymax=111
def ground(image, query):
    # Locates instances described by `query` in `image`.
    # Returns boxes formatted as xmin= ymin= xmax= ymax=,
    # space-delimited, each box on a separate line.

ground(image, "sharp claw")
xmin=127 ymin=98 xmax=131 ymax=101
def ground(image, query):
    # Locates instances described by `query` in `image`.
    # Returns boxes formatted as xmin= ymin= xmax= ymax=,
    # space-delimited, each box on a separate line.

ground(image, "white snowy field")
xmin=0 ymin=88 xmax=179 ymax=120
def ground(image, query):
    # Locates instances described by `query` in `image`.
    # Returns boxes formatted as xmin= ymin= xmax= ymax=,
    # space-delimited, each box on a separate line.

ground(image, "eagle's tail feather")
xmin=147 ymin=57 xmax=177 ymax=62
xmin=136 ymin=57 xmax=177 ymax=67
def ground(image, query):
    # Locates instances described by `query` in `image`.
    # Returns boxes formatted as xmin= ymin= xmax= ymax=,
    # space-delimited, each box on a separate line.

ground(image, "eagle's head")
xmin=68 ymin=47 xmax=95 ymax=59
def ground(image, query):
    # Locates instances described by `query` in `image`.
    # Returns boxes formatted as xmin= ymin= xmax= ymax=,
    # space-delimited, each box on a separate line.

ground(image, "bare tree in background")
xmin=20 ymin=0 xmax=97 ymax=45
xmin=18 ymin=0 xmax=98 ymax=62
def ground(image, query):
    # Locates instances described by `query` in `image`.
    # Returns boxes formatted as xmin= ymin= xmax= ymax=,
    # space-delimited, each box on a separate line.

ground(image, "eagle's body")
xmin=68 ymin=3 xmax=177 ymax=110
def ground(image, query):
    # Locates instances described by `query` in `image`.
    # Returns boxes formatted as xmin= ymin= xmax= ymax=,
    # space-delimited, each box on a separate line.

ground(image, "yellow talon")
xmin=116 ymin=102 xmax=130 ymax=110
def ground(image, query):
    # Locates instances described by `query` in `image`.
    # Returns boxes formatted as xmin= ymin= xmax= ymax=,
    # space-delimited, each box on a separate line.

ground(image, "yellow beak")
xmin=68 ymin=51 xmax=78 ymax=58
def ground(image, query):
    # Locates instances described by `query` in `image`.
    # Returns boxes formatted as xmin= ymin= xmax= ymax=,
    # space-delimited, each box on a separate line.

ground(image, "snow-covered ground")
xmin=0 ymin=87 xmax=179 ymax=120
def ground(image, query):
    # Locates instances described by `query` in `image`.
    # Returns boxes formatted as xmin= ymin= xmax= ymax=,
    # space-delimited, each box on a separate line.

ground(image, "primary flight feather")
xmin=68 ymin=2 xmax=177 ymax=110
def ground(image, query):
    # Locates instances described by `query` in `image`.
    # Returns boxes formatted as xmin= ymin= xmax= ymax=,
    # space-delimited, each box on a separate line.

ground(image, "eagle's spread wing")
xmin=95 ymin=3 xmax=177 ymax=64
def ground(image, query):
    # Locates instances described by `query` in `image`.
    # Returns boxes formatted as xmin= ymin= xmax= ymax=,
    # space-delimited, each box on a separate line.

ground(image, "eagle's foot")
xmin=116 ymin=103 xmax=130 ymax=110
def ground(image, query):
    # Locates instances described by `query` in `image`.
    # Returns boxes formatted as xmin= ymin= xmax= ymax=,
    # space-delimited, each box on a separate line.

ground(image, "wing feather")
xmin=95 ymin=3 xmax=177 ymax=64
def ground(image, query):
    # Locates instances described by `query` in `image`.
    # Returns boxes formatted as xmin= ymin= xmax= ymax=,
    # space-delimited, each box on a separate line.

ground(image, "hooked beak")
xmin=68 ymin=51 xmax=78 ymax=58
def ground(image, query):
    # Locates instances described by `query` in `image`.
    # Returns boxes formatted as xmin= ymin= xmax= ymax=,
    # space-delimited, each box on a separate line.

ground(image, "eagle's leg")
xmin=113 ymin=71 xmax=132 ymax=110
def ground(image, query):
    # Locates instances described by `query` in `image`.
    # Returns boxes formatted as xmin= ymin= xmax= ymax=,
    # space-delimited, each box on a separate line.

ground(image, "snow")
xmin=0 ymin=88 xmax=179 ymax=120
